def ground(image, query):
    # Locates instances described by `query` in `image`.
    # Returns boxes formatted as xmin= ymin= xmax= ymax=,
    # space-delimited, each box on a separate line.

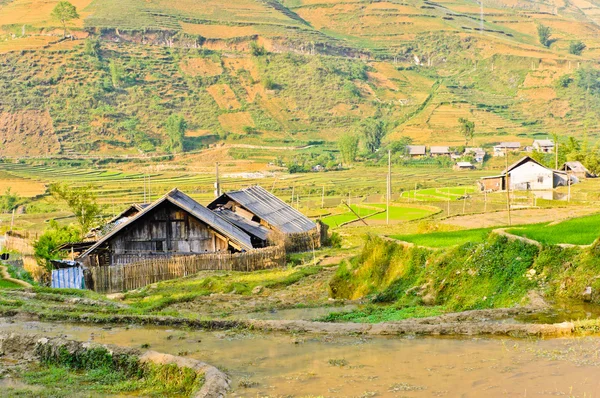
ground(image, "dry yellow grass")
xmin=207 ymin=84 xmax=241 ymax=109
xmin=218 ymin=112 xmax=254 ymax=133
xmin=0 ymin=36 xmax=54 ymax=53
xmin=0 ymin=178 xmax=45 ymax=197
xmin=180 ymin=58 xmax=223 ymax=77
xmin=186 ymin=129 xmax=214 ymax=137
xmin=180 ymin=22 xmax=258 ymax=39
xmin=0 ymin=0 xmax=92 ymax=28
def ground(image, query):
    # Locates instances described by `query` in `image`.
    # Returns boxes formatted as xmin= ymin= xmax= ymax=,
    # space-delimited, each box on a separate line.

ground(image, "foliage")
xmin=0 ymin=187 xmax=20 ymax=212
xmin=51 ymin=2 xmax=79 ymax=36
xmin=250 ymin=41 xmax=266 ymax=56
xmin=337 ymin=133 xmax=359 ymax=164
xmin=458 ymin=117 xmax=475 ymax=145
xmin=84 ymin=38 xmax=101 ymax=59
xmin=392 ymin=227 xmax=494 ymax=248
xmin=388 ymin=137 xmax=413 ymax=155
xmin=569 ymin=41 xmax=586 ymax=56
xmin=164 ymin=114 xmax=187 ymax=153
xmin=6 ymin=264 xmax=35 ymax=285
xmin=537 ymin=24 xmax=552 ymax=47
xmin=33 ymin=220 xmax=81 ymax=270
xmin=360 ymin=118 xmax=386 ymax=153
xmin=49 ymin=183 xmax=104 ymax=235
xmin=109 ymin=59 xmax=124 ymax=89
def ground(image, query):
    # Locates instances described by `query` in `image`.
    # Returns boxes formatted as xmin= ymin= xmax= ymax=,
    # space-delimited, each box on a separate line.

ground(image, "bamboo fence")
xmin=86 ymin=245 xmax=286 ymax=293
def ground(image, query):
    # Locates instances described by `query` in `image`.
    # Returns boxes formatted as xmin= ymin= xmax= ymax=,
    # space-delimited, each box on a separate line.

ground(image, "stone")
xmin=582 ymin=286 xmax=593 ymax=302
xmin=252 ymin=286 xmax=263 ymax=295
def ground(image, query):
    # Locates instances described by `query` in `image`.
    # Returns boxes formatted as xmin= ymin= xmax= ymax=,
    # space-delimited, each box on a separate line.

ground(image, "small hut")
xmin=561 ymin=161 xmax=594 ymax=179
xmin=208 ymin=185 xmax=320 ymax=252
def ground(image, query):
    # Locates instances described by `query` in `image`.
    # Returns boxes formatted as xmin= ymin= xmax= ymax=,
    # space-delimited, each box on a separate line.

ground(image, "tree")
xmin=51 ymin=1 xmax=79 ymax=38
xmin=361 ymin=118 xmax=386 ymax=153
xmin=537 ymin=24 xmax=552 ymax=48
xmin=388 ymin=136 xmax=413 ymax=155
xmin=34 ymin=220 xmax=81 ymax=271
xmin=84 ymin=38 xmax=101 ymax=59
xmin=165 ymin=114 xmax=187 ymax=153
xmin=458 ymin=118 xmax=475 ymax=145
xmin=109 ymin=60 xmax=123 ymax=89
xmin=0 ymin=187 xmax=20 ymax=212
xmin=49 ymin=183 xmax=103 ymax=236
xmin=569 ymin=41 xmax=586 ymax=56
xmin=338 ymin=134 xmax=359 ymax=165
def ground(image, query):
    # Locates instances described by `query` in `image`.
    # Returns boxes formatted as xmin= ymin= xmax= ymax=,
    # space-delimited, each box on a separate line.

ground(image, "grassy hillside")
xmin=1 ymin=0 xmax=600 ymax=156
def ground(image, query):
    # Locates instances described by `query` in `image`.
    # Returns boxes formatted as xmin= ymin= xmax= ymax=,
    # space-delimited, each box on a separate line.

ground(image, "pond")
xmin=2 ymin=318 xmax=600 ymax=396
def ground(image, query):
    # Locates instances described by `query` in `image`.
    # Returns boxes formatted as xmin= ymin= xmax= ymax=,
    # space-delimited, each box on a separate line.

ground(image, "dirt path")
xmin=441 ymin=206 xmax=600 ymax=229
xmin=0 ymin=265 xmax=31 ymax=288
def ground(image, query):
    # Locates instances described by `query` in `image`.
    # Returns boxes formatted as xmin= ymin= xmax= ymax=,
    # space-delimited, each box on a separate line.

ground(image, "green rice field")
xmin=321 ymin=204 xmax=437 ymax=227
xmin=391 ymin=227 xmax=495 ymax=248
xmin=507 ymin=213 xmax=600 ymax=246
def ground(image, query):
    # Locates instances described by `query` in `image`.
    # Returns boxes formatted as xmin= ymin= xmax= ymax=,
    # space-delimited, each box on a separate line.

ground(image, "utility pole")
xmin=291 ymin=186 xmax=295 ymax=206
xmin=555 ymin=140 xmax=559 ymax=170
xmin=321 ymin=186 xmax=325 ymax=209
xmin=214 ymin=162 xmax=221 ymax=198
xmin=505 ymin=147 xmax=512 ymax=226
xmin=387 ymin=150 xmax=391 ymax=225
xmin=10 ymin=208 xmax=15 ymax=232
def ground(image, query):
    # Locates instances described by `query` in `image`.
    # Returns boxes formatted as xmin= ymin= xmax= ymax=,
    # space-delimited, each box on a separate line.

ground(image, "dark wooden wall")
xmin=97 ymin=202 xmax=228 ymax=266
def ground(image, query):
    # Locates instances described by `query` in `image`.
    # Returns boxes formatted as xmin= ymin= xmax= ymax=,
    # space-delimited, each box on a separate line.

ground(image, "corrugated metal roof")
xmin=212 ymin=185 xmax=317 ymax=234
xmin=503 ymin=156 xmax=548 ymax=174
xmin=80 ymin=189 xmax=253 ymax=258
xmin=215 ymin=208 xmax=271 ymax=241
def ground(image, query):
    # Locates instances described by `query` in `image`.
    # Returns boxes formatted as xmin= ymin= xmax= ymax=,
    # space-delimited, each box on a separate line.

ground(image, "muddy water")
xmin=3 ymin=318 xmax=600 ymax=397
xmin=229 ymin=305 xmax=357 ymax=321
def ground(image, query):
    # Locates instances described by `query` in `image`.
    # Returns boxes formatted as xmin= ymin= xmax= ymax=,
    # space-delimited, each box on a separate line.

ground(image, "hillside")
xmin=1 ymin=0 xmax=600 ymax=157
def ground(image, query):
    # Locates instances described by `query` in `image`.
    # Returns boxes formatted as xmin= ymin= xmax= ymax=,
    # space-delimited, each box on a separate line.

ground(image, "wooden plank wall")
xmin=86 ymin=245 xmax=286 ymax=294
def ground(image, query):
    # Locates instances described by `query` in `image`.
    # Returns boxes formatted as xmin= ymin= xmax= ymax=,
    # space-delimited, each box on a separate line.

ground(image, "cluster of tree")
xmin=34 ymin=184 xmax=105 ymax=270
xmin=337 ymin=117 xmax=388 ymax=165
xmin=285 ymin=151 xmax=339 ymax=173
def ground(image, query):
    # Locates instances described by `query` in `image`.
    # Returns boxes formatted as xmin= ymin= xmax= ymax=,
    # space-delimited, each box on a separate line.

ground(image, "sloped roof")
xmin=562 ymin=161 xmax=589 ymax=173
xmin=456 ymin=162 xmax=474 ymax=167
xmin=107 ymin=203 xmax=149 ymax=224
xmin=430 ymin=146 xmax=451 ymax=154
xmin=503 ymin=156 xmax=549 ymax=175
xmin=81 ymin=189 xmax=253 ymax=257
xmin=465 ymin=147 xmax=485 ymax=155
xmin=407 ymin=145 xmax=426 ymax=155
xmin=209 ymin=185 xmax=316 ymax=234
xmin=214 ymin=208 xmax=271 ymax=241
xmin=495 ymin=142 xmax=521 ymax=149
xmin=534 ymin=139 xmax=554 ymax=147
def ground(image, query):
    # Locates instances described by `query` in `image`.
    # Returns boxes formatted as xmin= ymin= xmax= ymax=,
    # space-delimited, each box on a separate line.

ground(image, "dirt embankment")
xmin=0 ymin=111 xmax=60 ymax=156
xmin=0 ymin=332 xmax=230 ymax=398
xmin=1 ymin=306 xmax=574 ymax=338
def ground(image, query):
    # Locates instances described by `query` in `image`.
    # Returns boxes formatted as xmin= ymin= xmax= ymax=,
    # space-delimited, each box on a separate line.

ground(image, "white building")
xmin=493 ymin=142 xmax=521 ymax=157
xmin=533 ymin=139 xmax=555 ymax=153
xmin=465 ymin=147 xmax=486 ymax=163
xmin=479 ymin=156 xmax=569 ymax=192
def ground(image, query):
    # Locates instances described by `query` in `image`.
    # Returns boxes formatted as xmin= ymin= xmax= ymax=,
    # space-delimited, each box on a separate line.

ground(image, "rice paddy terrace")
xmin=1 ymin=0 xmax=600 ymax=157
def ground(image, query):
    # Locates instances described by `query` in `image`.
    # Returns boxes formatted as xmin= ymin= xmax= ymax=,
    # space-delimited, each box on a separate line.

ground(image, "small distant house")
xmin=430 ymin=146 xmax=451 ymax=157
xmin=407 ymin=145 xmax=426 ymax=157
xmin=493 ymin=142 xmax=521 ymax=157
xmin=465 ymin=148 xmax=486 ymax=163
xmin=79 ymin=189 xmax=253 ymax=267
xmin=454 ymin=162 xmax=475 ymax=170
xmin=478 ymin=156 xmax=569 ymax=192
xmin=561 ymin=161 xmax=594 ymax=179
xmin=208 ymin=185 xmax=321 ymax=252
xmin=533 ymin=139 xmax=555 ymax=153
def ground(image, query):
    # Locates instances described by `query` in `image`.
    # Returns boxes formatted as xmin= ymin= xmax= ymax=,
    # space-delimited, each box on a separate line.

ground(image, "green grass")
xmin=0 ymin=279 xmax=21 ymax=288
xmin=319 ymin=304 xmax=445 ymax=323
xmin=391 ymin=227 xmax=495 ymax=248
xmin=507 ymin=213 xmax=600 ymax=245
xmin=322 ymin=204 xmax=436 ymax=227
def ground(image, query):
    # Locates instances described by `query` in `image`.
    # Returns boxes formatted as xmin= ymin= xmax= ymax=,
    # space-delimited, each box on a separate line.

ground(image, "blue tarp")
xmin=51 ymin=266 xmax=85 ymax=289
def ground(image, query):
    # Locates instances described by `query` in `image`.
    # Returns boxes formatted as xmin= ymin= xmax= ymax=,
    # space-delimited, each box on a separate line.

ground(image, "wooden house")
xmin=78 ymin=189 xmax=253 ymax=267
xmin=478 ymin=156 xmax=569 ymax=192
xmin=208 ymin=185 xmax=320 ymax=251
